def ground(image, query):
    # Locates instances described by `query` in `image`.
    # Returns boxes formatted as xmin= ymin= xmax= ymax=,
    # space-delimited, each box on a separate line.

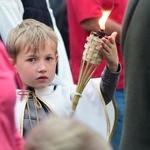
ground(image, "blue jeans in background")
xmin=110 ymin=89 xmax=125 ymax=150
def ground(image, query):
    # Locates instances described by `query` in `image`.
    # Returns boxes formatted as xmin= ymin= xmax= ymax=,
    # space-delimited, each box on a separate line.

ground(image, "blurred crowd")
xmin=1 ymin=0 xmax=150 ymax=150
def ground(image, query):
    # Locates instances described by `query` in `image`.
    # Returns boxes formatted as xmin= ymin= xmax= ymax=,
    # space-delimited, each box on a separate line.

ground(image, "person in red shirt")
xmin=0 ymin=41 xmax=24 ymax=150
xmin=67 ymin=0 xmax=128 ymax=149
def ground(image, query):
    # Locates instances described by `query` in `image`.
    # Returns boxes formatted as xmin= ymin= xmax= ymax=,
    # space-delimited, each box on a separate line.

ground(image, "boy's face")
xmin=14 ymin=40 xmax=58 ymax=89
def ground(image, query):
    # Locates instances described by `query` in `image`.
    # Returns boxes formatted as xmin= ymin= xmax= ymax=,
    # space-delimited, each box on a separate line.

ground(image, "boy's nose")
xmin=38 ymin=61 xmax=47 ymax=73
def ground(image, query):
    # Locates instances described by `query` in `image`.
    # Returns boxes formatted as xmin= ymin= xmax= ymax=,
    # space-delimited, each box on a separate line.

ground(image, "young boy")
xmin=6 ymin=19 xmax=121 ymax=140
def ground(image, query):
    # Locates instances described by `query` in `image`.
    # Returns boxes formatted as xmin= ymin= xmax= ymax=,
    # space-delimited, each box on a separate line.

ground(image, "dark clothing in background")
xmin=120 ymin=0 xmax=150 ymax=150
xmin=21 ymin=0 xmax=53 ymax=28
xmin=50 ymin=0 xmax=70 ymax=59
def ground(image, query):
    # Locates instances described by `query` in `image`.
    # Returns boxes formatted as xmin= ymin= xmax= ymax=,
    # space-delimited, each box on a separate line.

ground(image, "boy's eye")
xmin=46 ymin=57 xmax=53 ymax=61
xmin=28 ymin=58 xmax=36 ymax=62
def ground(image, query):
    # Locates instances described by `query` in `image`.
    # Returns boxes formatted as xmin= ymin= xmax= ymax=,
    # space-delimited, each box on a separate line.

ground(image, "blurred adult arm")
xmin=81 ymin=18 xmax=121 ymax=44
xmin=0 ymin=41 xmax=24 ymax=150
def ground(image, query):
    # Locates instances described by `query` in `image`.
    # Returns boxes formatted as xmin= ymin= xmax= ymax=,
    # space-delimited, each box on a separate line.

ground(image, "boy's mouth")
xmin=37 ymin=76 xmax=48 ymax=80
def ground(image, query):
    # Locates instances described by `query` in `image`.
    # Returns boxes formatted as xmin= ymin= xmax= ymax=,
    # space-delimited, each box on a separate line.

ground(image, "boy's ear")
xmin=9 ymin=58 xmax=17 ymax=68
xmin=9 ymin=58 xmax=14 ymax=65
xmin=56 ymin=54 xmax=59 ymax=62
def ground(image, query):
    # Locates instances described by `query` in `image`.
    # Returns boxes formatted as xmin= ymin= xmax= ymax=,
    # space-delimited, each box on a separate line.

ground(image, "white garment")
xmin=0 ymin=0 xmax=73 ymax=85
xmin=15 ymin=77 xmax=111 ymax=140
xmin=0 ymin=0 xmax=24 ymax=43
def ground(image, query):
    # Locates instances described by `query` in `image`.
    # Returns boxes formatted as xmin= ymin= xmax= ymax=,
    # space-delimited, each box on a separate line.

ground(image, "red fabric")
xmin=67 ymin=0 xmax=127 ymax=89
xmin=0 ymin=41 xmax=24 ymax=150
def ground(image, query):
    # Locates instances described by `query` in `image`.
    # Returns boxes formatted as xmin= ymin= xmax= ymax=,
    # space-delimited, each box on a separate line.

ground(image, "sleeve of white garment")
xmin=0 ymin=0 xmax=24 ymax=44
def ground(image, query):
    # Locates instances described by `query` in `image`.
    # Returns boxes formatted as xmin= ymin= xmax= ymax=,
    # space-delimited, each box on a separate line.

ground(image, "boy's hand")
xmin=100 ymin=32 xmax=119 ymax=72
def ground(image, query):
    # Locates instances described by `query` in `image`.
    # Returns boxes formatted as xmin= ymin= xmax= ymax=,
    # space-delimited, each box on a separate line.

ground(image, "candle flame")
xmin=99 ymin=10 xmax=112 ymax=30
xmin=99 ymin=0 xmax=114 ymax=30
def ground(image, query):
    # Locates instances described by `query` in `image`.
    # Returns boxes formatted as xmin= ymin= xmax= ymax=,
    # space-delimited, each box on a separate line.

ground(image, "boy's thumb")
xmin=111 ymin=31 xmax=118 ymax=41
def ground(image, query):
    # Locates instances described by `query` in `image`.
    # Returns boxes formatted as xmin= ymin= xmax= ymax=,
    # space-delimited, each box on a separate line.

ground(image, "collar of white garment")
xmin=50 ymin=74 xmax=67 ymax=86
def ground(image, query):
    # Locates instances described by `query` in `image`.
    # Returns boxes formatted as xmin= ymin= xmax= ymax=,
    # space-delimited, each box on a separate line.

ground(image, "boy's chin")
xmin=28 ymin=83 xmax=49 ymax=89
xmin=34 ymin=85 xmax=48 ymax=89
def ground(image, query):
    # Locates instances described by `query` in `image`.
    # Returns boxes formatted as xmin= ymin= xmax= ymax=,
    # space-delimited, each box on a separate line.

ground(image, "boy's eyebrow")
xmin=26 ymin=53 xmax=54 ymax=57
xmin=26 ymin=54 xmax=36 ymax=57
xmin=45 ymin=53 xmax=54 ymax=56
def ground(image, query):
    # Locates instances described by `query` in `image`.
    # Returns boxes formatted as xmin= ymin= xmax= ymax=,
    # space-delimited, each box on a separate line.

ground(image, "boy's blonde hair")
xmin=6 ymin=19 xmax=58 ymax=62
xmin=24 ymin=117 xmax=112 ymax=150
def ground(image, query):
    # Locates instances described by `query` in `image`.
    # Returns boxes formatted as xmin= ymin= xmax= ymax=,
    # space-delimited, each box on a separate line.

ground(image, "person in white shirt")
xmin=6 ymin=18 xmax=121 ymax=140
